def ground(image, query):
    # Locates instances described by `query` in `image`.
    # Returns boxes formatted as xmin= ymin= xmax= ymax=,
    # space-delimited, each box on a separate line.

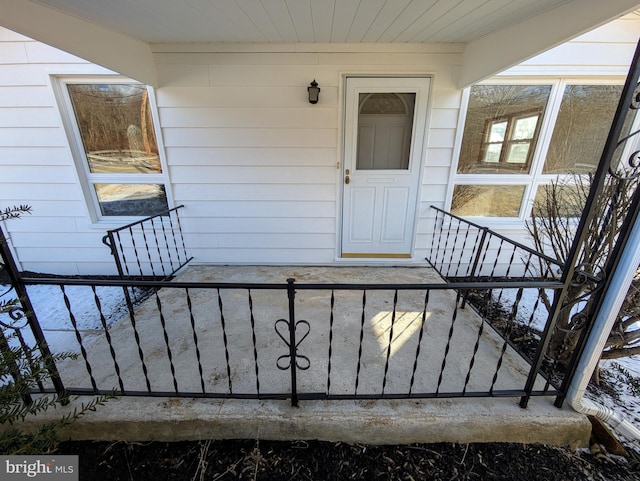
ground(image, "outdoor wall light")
xmin=308 ymin=79 xmax=320 ymax=104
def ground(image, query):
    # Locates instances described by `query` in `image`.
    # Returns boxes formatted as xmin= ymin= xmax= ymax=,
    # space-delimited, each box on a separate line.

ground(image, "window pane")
xmin=543 ymin=85 xmax=622 ymax=174
xmin=506 ymin=142 xmax=530 ymax=163
xmin=458 ymin=85 xmax=551 ymax=174
xmin=68 ymin=84 xmax=162 ymax=174
xmin=95 ymin=184 xmax=168 ymax=216
xmin=451 ymin=185 xmax=525 ymax=217
xmin=532 ymin=182 xmax=587 ymax=218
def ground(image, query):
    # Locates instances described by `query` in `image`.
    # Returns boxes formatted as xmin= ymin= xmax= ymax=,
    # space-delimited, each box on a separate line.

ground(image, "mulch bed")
xmin=57 ymin=439 xmax=639 ymax=481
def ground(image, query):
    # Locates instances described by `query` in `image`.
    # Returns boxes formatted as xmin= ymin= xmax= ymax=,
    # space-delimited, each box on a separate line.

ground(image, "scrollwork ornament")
xmin=275 ymin=318 xmax=311 ymax=371
xmin=0 ymin=303 xmax=29 ymax=330
xmin=570 ymin=268 xmax=591 ymax=288
xmin=569 ymin=312 xmax=589 ymax=331
xmin=610 ymin=148 xmax=640 ymax=180
xmin=570 ymin=263 xmax=603 ymax=289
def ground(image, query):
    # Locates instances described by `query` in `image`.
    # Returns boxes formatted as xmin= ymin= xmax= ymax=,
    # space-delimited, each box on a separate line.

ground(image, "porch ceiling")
xmin=2 ymin=0 xmax=640 ymax=87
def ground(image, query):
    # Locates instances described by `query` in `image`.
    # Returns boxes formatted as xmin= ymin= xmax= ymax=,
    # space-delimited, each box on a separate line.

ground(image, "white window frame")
xmin=449 ymin=77 xmax=625 ymax=225
xmin=53 ymin=75 xmax=172 ymax=224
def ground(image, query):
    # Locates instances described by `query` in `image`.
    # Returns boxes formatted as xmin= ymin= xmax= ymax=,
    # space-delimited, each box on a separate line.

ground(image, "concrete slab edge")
xmin=7 ymin=396 xmax=592 ymax=450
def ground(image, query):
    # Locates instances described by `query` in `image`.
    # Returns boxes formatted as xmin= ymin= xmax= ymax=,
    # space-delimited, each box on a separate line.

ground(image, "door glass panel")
xmin=356 ymin=93 xmax=415 ymax=170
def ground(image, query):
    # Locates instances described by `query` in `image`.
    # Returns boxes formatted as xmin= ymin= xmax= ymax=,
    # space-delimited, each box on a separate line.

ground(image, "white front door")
xmin=341 ymin=77 xmax=430 ymax=258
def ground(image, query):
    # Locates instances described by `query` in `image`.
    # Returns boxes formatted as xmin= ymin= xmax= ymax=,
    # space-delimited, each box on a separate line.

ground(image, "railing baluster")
xmin=150 ymin=217 xmax=168 ymax=279
xmin=490 ymin=287 xmax=524 ymax=395
xmin=248 ymin=289 xmax=260 ymax=395
xmin=61 ymin=285 xmax=98 ymax=392
xmin=115 ymin=231 xmax=132 ymax=278
xmin=92 ymin=285 xmax=125 ymax=393
xmin=409 ymin=290 xmax=430 ymax=395
xmin=326 ymin=289 xmax=335 ymax=394
xmin=155 ymin=291 xmax=178 ymax=392
xmin=168 ymin=211 xmax=184 ymax=266
xmin=216 ymin=288 xmax=233 ymax=395
xmin=428 ymin=210 xmax=441 ymax=269
xmin=462 ymin=288 xmax=488 ymax=395
xmin=185 ymin=287 xmax=206 ymax=393
xmin=436 ymin=291 xmax=461 ymax=395
xmin=452 ymin=224 xmax=472 ymax=278
xmin=140 ymin=223 xmax=157 ymax=279
xmin=444 ymin=219 xmax=462 ymax=277
xmin=381 ymin=290 xmax=398 ymax=395
xmin=354 ymin=290 xmax=367 ymax=395
xmin=159 ymin=215 xmax=176 ymax=274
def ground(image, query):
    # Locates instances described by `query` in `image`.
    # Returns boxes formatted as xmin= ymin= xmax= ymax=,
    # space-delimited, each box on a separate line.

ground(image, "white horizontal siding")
xmin=181 ymin=201 xmax=335 ymax=218
xmin=163 ymin=127 xmax=336 ymax=148
xmin=0 ymin=146 xmax=74 ymax=165
xmin=172 ymin=183 xmax=336 ymax=202
xmin=165 ymin=147 xmax=335 ymax=166
xmin=182 ymin=216 xmax=335 ymax=234
xmin=170 ymin=165 xmax=335 ymax=184
xmin=188 ymin=247 xmax=336 ymax=264
xmin=0 ymin=27 xmax=106 ymax=275
xmin=0 ymin=107 xmax=59 ymax=127
xmin=0 ymin=127 xmax=67 ymax=147
xmin=159 ymin=107 xmax=336 ymax=129
xmin=11 ymin=17 xmax=637 ymax=273
xmin=155 ymin=45 xmax=462 ymax=266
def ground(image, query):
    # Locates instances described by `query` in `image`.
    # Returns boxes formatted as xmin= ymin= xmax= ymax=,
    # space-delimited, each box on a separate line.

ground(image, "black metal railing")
xmin=102 ymin=205 xmax=192 ymax=280
xmin=6 ymin=273 xmax=564 ymax=408
xmin=427 ymin=206 xmax=564 ymax=282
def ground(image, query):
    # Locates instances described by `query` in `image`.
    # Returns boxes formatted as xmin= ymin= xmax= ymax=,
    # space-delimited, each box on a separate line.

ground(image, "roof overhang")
xmin=459 ymin=0 xmax=640 ymax=88
xmin=1 ymin=0 xmax=640 ymax=88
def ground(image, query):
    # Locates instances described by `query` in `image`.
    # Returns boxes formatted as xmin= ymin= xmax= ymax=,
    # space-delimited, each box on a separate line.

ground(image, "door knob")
xmin=345 ymin=169 xmax=350 ymax=184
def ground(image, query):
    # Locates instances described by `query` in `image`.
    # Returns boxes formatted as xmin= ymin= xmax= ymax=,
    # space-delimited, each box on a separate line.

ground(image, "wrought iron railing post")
xmin=102 ymin=232 xmax=125 ymax=278
xmin=286 ymin=278 xmax=299 ymax=407
xmin=0 ymin=226 xmax=67 ymax=400
xmin=522 ymin=38 xmax=640 ymax=409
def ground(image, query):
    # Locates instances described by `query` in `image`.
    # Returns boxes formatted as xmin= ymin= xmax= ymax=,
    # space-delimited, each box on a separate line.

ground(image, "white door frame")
xmin=339 ymin=76 xmax=431 ymax=259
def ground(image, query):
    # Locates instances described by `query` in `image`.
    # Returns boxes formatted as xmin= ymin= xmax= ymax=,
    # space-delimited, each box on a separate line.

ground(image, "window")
xmin=452 ymin=81 xmax=624 ymax=219
xmin=457 ymin=85 xmax=551 ymax=175
xmin=62 ymin=81 xmax=169 ymax=219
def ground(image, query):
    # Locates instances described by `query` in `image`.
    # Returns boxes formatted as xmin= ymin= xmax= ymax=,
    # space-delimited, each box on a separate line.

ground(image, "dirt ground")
xmin=57 ymin=438 xmax=639 ymax=481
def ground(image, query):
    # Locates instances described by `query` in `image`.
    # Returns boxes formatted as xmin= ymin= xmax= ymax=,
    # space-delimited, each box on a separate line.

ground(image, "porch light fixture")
xmin=308 ymin=79 xmax=320 ymax=104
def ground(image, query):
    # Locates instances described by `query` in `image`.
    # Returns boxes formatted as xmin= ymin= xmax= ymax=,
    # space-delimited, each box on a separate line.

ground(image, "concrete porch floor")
xmin=43 ymin=265 xmax=590 ymax=447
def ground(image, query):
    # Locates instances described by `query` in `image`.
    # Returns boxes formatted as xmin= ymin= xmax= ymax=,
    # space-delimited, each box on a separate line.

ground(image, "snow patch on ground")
xmin=1 ymin=283 xmax=128 ymax=353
